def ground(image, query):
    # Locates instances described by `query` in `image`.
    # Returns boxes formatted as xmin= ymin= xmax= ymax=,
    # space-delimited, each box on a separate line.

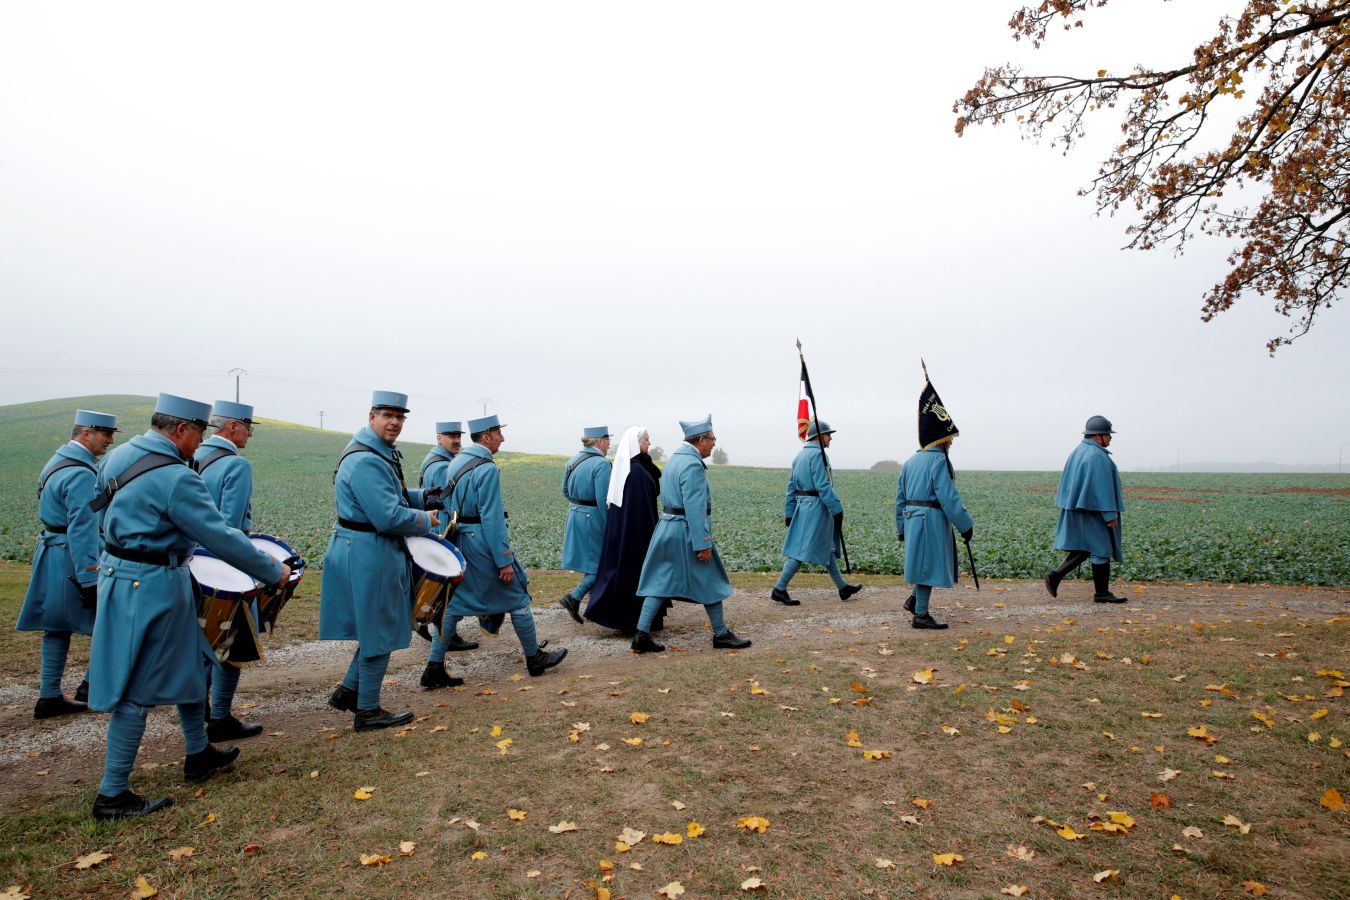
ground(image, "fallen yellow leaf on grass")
xmin=942 ymin=726 xmax=960 ymax=736
xmin=629 ymin=711 xmax=650 ymax=724
xmin=913 ymin=798 xmax=931 ymax=810
xmin=862 ymin=749 xmax=891 ymax=761
xmin=657 ymin=881 xmax=685 ymax=898
xmin=1241 ymin=881 xmax=1267 ymax=896
xmin=912 ymin=668 xmax=934 ymax=685
xmin=1251 ymin=710 xmax=1276 ymax=729
xmin=750 ymin=682 xmax=768 ymax=695
xmin=1307 ymin=731 xmax=1322 ymax=743
xmin=686 ymin=822 xmax=705 ymax=838
xmin=1187 ymin=725 xmax=1219 ymax=744
xmin=1222 ymin=814 xmax=1252 ymax=834
xmin=167 ymin=847 xmax=194 ymax=861
xmin=470 ymin=851 xmax=487 ymax=861
xmin=359 ymin=853 xmax=391 ymax=866
xmin=740 ymin=877 xmax=766 ymax=891
xmin=132 ymin=875 xmax=158 ymax=898
xmin=399 ymin=841 xmax=416 ymax=856
xmin=1001 ymin=887 xmax=1030 ymax=897
xmin=507 ymin=808 xmax=527 ymax=821
xmin=875 ymin=858 xmax=895 ymax=870
xmin=1151 ymin=792 xmax=1173 ymax=810
xmin=617 ymin=827 xmax=646 ymax=848
xmin=846 ymin=729 xmax=862 ymax=748
xmin=931 ymin=852 xmax=964 ymax=866
xmin=353 ymin=787 xmax=375 ymax=801
xmin=1141 ymin=712 xmax=1162 ymax=718
xmin=198 ymin=812 xmax=217 ymax=827
xmin=651 ymin=832 xmax=683 ymax=845
xmin=549 ymin=821 xmax=579 ymax=834
xmin=1321 ymin=787 xmax=1345 ymax=811
xmin=1007 ymin=845 xmax=1035 ymax=861
xmin=1 ymin=886 xmax=29 ymax=900
xmin=1181 ymin=826 xmax=1204 ymax=839
xmin=1311 ymin=708 xmax=1329 ymax=720
xmin=1092 ymin=869 xmax=1118 ymax=883
xmin=671 ymin=800 xmax=687 ymax=811
xmin=1213 ymin=770 xmax=1235 ymax=779
xmin=1158 ymin=768 xmax=1182 ymax=782
xmin=597 ymin=859 xmax=614 ymax=874
xmin=496 ymin=738 xmax=513 ymax=754
xmin=1056 ymin=824 xmax=1086 ymax=841
xmin=74 ymin=851 xmax=112 ymax=870
xmin=595 ymin=887 xmax=612 ymax=900
xmin=431 ymin=725 xmax=448 ymax=733
xmin=490 ymin=725 xmax=503 ymax=737
xmin=622 ymin=737 xmax=643 ymax=747
xmin=737 ymin=816 xmax=770 ymax=833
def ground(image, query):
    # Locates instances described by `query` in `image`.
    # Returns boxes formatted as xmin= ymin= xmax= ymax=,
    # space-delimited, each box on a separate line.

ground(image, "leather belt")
xmin=42 ymin=523 xmax=68 ymax=534
xmin=457 ymin=515 xmax=482 ymax=524
xmin=794 ymin=490 xmax=820 ymax=497
xmin=664 ymin=506 xmax=712 ymax=516
xmin=906 ymin=500 xmax=941 ymax=509
xmin=569 ymin=498 xmax=598 ymax=507
xmin=104 ymin=542 xmax=173 ymax=566
xmin=337 ymin=517 xmax=377 ymax=532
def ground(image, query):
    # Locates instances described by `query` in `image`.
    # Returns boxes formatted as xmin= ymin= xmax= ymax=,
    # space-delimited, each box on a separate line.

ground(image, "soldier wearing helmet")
xmin=1045 ymin=416 xmax=1126 ymax=603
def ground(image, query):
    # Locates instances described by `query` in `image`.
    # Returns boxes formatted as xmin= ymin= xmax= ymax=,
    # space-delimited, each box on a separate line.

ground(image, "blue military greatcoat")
xmin=17 ymin=442 xmax=102 ymax=635
xmin=781 ymin=444 xmax=843 ymax=566
xmin=195 ymin=435 xmax=253 ymax=532
xmin=444 ymin=444 xmax=532 ymax=616
xmin=419 ymin=445 xmax=455 ymax=490
xmin=894 ymin=448 xmax=974 ymax=588
xmin=635 ymin=443 xmax=733 ymax=605
xmin=320 ymin=427 xmax=435 ymax=657
xmin=1053 ymin=440 xmax=1124 ymax=562
xmin=560 ymin=447 xmax=611 ymax=574
xmin=88 ymin=431 xmax=282 ymax=711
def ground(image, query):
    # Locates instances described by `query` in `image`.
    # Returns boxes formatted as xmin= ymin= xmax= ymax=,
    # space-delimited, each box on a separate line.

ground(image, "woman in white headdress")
xmin=584 ymin=426 xmax=668 ymax=633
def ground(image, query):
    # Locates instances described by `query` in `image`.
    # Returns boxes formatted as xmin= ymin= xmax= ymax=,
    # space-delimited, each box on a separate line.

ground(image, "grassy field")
xmin=1 ymin=596 xmax=1345 ymax=898
xmin=1 ymin=396 xmax=1347 ymax=584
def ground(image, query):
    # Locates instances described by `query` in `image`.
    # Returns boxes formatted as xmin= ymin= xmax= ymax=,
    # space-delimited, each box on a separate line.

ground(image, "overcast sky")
xmin=1 ymin=1 xmax=1345 ymax=470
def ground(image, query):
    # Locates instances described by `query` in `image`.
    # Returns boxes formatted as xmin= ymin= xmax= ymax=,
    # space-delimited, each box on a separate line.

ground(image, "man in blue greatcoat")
xmin=418 ymin=419 xmax=477 ymax=691
xmin=559 ymin=425 xmax=613 ymax=624
xmin=442 ymin=415 xmax=568 ymax=676
xmin=894 ymin=378 xmax=974 ymax=630
xmin=631 ymin=415 xmax=751 ymax=653
xmin=1045 ymin=416 xmax=1127 ymax=603
xmin=194 ymin=399 xmax=265 ymax=741
xmin=771 ymin=419 xmax=862 ymax=606
xmin=321 ymin=391 xmax=445 ymax=729
xmin=18 ymin=409 xmax=118 ymax=719
xmin=88 ymin=393 xmax=288 ymax=821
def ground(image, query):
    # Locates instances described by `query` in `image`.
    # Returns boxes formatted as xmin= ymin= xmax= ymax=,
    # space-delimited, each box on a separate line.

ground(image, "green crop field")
xmin=1 ymin=396 xmax=1346 ymax=585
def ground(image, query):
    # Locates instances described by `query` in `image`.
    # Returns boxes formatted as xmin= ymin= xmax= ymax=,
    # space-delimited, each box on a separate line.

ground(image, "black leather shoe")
xmin=526 ymin=646 xmax=568 ymax=676
xmin=903 ymin=593 xmax=916 ymax=613
xmin=713 ymin=630 xmax=751 ymax=649
xmin=1044 ymin=570 xmax=1062 ymax=598
xmin=354 ymin=708 xmax=415 ymax=731
xmin=328 ymin=684 xmax=358 ymax=712
xmin=770 ymin=587 xmax=799 ymax=606
xmin=911 ymin=613 xmax=949 ymax=630
xmin=1093 ymin=592 xmax=1128 ymax=604
xmin=631 ymin=631 xmax=665 ymax=653
xmin=420 ymin=662 xmax=464 ymax=689
xmin=838 ymin=583 xmax=863 ymax=602
xmin=206 ymin=715 xmax=263 ymax=742
xmin=559 ymin=594 xmax=584 ymax=624
xmin=184 ymin=744 xmax=240 ymax=782
xmin=34 ymin=695 xmax=87 ymax=720
xmin=479 ymin=613 xmax=506 ymax=635
xmin=92 ymin=790 xmax=173 ymax=822
xmin=74 ymin=679 xmax=89 ymax=704
xmin=446 ymin=632 xmax=479 ymax=652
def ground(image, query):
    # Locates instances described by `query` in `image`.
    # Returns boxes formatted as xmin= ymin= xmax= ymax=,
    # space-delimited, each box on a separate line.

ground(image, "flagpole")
xmin=922 ymin=358 xmax=977 ymax=590
xmin=796 ymin=339 xmax=851 ymax=573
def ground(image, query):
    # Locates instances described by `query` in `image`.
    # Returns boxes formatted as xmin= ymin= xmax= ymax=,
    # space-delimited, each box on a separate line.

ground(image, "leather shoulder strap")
xmin=38 ymin=458 xmax=97 ymax=498
xmin=89 ymin=451 xmax=185 ymax=513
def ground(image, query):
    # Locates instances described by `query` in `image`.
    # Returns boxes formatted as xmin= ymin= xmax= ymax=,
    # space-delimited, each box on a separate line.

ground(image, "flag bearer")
xmin=771 ymin=419 xmax=861 ymax=605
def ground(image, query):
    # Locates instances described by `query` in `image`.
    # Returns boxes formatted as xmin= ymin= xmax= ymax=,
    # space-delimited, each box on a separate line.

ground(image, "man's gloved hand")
xmin=961 ymin=527 xmax=974 ymax=543
xmin=784 ymin=516 xmax=792 ymax=527
xmin=897 ymin=532 xmax=904 ymax=544
xmin=422 ymin=485 xmax=446 ymax=510
xmin=77 ymin=582 xmax=98 ymax=609
xmin=833 ymin=511 xmax=844 ymax=528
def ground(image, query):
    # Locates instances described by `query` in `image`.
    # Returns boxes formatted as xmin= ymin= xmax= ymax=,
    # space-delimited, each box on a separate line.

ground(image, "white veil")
xmin=606 ymin=425 xmax=648 ymax=508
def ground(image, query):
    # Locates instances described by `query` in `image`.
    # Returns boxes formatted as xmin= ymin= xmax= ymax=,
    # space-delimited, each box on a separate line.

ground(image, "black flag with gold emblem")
xmin=917 ymin=377 xmax=958 ymax=450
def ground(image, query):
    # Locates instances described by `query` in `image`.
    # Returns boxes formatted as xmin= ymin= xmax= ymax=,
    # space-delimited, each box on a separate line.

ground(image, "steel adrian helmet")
xmin=1083 ymin=415 xmax=1115 ymax=436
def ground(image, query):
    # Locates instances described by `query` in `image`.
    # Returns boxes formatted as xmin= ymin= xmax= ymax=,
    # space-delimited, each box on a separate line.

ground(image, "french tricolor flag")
xmin=797 ymin=360 xmax=815 ymax=440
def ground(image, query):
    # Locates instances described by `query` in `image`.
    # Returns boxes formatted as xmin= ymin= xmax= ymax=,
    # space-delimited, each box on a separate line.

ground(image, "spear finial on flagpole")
xmin=795 ymin=337 xmax=803 ymax=355
xmin=921 ymin=357 xmax=930 ymax=383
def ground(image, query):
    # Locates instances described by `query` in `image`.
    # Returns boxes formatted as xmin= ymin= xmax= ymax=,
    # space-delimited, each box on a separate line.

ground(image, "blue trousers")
xmin=98 ymin=700 xmax=208 ymax=796
xmin=1090 ymin=555 xmax=1110 ymax=565
xmin=426 ymin=607 xmax=467 ymax=665
xmin=912 ymin=584 xmax=933 ymax=616
xmin=341 ymin=652 xmax=392 ymax=710
xmin=510 ymin=609 xmax=539 ymax=657
xmin=569 ymin=573 xmax=597 ymax=601
xmin=40 ymin=631 xmax=74 ymax=699
xmin=207 ymin=664 xmax=242 ymax=719
xmin=775 ymin=558 xmax=848 ymax=591
xmin=638 ymin=598 xmax=727 ymax=636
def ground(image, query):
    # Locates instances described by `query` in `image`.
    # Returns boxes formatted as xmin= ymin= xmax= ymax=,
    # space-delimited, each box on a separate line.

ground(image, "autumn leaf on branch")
xmin=955 ymin=1 xmax=1350 ymax=352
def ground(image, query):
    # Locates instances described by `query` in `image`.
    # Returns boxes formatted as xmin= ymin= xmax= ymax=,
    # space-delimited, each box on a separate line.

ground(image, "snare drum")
xmin=406 ymin=534 xmax=466 ymax=630
xmin=249 ymin=533 xmax=306 ymax=631
xmin=189 ymin=551 xmax=264 ymax=665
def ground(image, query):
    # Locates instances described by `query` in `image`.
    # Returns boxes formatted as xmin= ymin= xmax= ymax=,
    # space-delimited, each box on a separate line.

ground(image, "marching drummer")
xmin=194 ymin=400 xmax=265 ymax=741
xmin=320 ymin=391 xmax=444 ymax=730
xmin=442 ymin=414 xmax=567 ymax=676
xmin=558 ymin=425 xmax=612 ymax=625
xmin=17 ymin=409 xmax=118 ymax=720
xmin=88 ymin=393 xmax=288 ymax=821
xmin=418 ymin=419 xmax=477 ymax=691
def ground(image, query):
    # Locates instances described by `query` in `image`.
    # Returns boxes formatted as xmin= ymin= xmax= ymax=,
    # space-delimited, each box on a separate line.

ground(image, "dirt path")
xmin=2 ymin=580 xmax=1345 ymax=806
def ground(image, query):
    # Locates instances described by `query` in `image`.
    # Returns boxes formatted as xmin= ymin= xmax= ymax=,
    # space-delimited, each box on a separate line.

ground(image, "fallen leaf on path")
xmin=353 ymin=787 xmax=374 ymax=801
xmin=1151 ymin=792 xmax=1172 ymax=810
xmin=913 ymin=798 xmax=931 ymax=810
xmin=1001 ymin=887 xmax=1029 ymax=898
xmin=750 ymin=682 xmax=768 ymax=695
xmin=622 ymin=737 xmax=643 ymax=747
xmin=470 ymin=851 xmax=487 ymax=861
xmin=671 ymin=801 xmax=686 ymax=810
xmin=617 ymin=827 xmax=646 ymax=847
xmin=845 ymin=729 xmax=862 ymax=748
xmin=931 ymin=852 xmax=964 ymax=866
xmin=912 ymin=668 xmax=934 ymax=685
xmin=1181 ymin=826 xmax=1204 ymax=839
xmin=862 ymin=749 xmax=891 ymax=760
xmin=1092 ymin=869 xmax=1118 ymax=883
xmin=399 ymin=841 xmax=416 ymax=856
xmin=490 ymin=725 xmax=502 ymax=737
xmin=1241 ymin=881 xmax=1267 ymax=896
xmin=1321 ymin=787 xmax=1345 ymax=811
xmin=629 ymin=712 xmax=650 ymax=724
xmin=132 ymin=876 xmax=157 ymax=898
xmin=359 ymin=853 xmax=390 ymax=866
xmin=1158 ymin=768 xmax=1182 ymax=782
xmin=686 ymin=822 xmax=705 ymax=838
xmin=496 ymin=738 xmax=513 ymax=754
xmin=942 ymin=726 xmax=960 ymax=736
xmin=198 ymin=812 xmax=217 ymax=827
xmin=651 ymin=832 xmax=683 ymax=845
xmin=657 ymin=881 xmax=685 ymax=898
xmin=167 ymin=847 xmax=194 ymax=861
xmin=737 ymin=816 xmax=770 ymax=833
xmin=740 ymin=877 xmax=765 ymax=891
xmin=507 ymin=808 xmax=527 ymax=821
xmin=1222 ymin=814 xmax=1252 ymax=834
xmin=1056 ymin=824 xmax=1086 ymax=841
xmin=549 ymin=821 xmax=578 ymax=834
xmin=899 ymin=815 xmax=920 ymax=825
xmin=1007 ymin=845 xmax=1035 ymax=860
